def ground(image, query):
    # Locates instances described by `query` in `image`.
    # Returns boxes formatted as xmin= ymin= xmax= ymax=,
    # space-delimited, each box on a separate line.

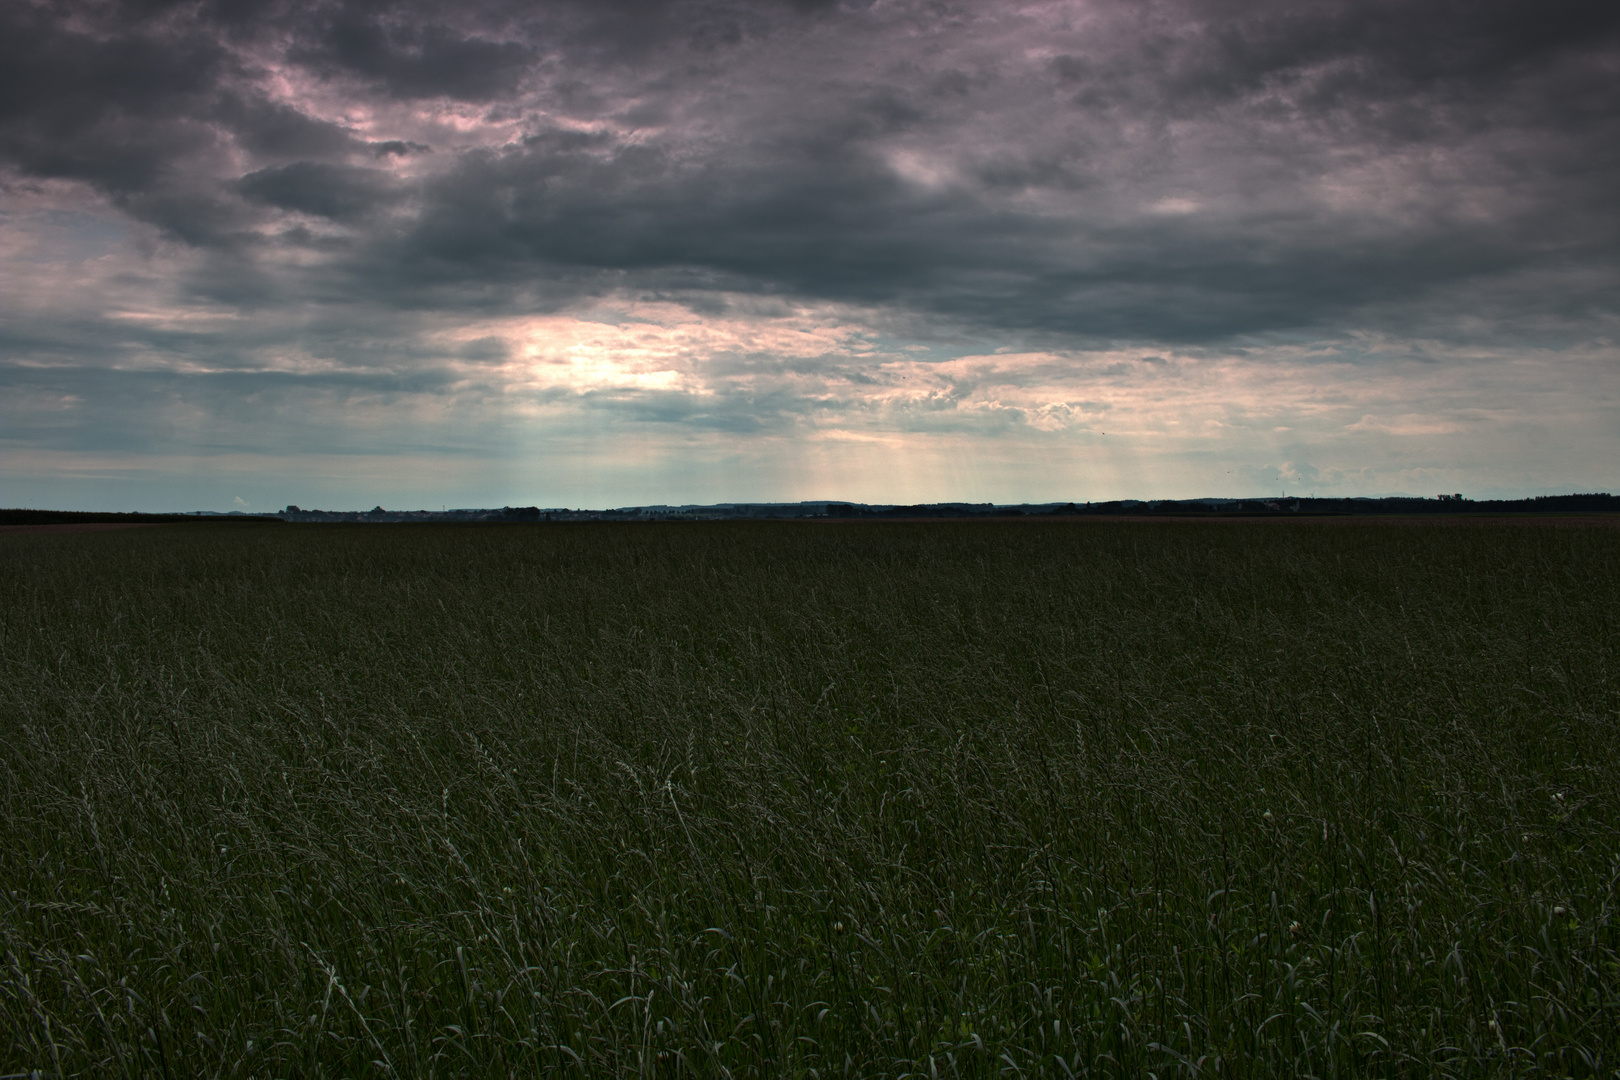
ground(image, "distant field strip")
xmin=2 ymin=521 xmax=1617 ymax=1077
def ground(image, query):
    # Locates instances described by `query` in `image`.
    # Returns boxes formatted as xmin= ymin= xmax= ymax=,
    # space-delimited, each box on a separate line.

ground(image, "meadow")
xmin=1 ymin=519 xmax=1616 ymax=1078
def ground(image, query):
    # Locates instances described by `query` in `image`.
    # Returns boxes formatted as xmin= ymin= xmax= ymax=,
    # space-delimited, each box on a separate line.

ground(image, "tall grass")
xmin=1 ymin=520 xmax=1616 ymax=1077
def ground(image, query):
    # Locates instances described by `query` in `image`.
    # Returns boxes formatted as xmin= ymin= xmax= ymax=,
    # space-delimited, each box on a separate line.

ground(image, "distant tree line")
xmin=0 ymin=510 xmax=284 ymax=526
xmin=6 ymin=494 xmax=1615 ymax=528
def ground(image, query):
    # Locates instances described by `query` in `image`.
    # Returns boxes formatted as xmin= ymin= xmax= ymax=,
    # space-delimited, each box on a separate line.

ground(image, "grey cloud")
xmin=215 ymin=96 xmax=363 ymax=161
xmin=302 ymin=0 xmax=1619 ymax=343
xmin=0 ymin=2 xmax=228 ymax=193
xmin=1047 ymin=0 xmax=1620 ymax=136
xmin=2 ymin=0 xmax=1618 ymax=356
xmin=288 ymin=14 xmax=538 ymax=101
xmin=0 ymin=363 xmax=479 ymax=461
xmin=238 ymin=162 xmax=402 ymax=221
xmin=371 ymin=140 xmax=433 ymax=157
xmin=360 ymin=129 xmax=1548 ymax=343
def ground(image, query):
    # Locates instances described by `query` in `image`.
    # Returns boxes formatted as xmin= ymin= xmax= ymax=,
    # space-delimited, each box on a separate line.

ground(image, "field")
xmin=2 ymin=519 xmax=1617 ymax=1078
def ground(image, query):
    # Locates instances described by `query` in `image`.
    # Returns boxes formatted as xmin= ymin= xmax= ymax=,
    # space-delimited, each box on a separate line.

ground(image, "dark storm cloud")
xmin=3 ymin=0 xmax=1619 ymax=345
xmin=0 ymin=1 xmax=226 ymax=194
xmin=238 ymin=162 xmax=401 ymax=221
xmin=214 ymin=96 xmax=364 ymax=161
xmin=288 ymin=13 xmax=538 ymax=101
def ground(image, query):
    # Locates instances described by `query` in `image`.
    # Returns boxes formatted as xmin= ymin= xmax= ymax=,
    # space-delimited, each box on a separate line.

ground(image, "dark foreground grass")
xmin=1 ymin=520 xmax=1617 ymax=1078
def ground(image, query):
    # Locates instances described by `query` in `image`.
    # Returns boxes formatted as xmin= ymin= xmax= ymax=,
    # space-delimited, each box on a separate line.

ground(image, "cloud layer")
xmin=3 ymin=0 xmax=1617 ymax=509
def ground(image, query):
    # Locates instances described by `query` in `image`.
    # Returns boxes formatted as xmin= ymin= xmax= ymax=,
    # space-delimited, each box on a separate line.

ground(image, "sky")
xmin=2 ymin=0 xmax=1617 ymax=512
